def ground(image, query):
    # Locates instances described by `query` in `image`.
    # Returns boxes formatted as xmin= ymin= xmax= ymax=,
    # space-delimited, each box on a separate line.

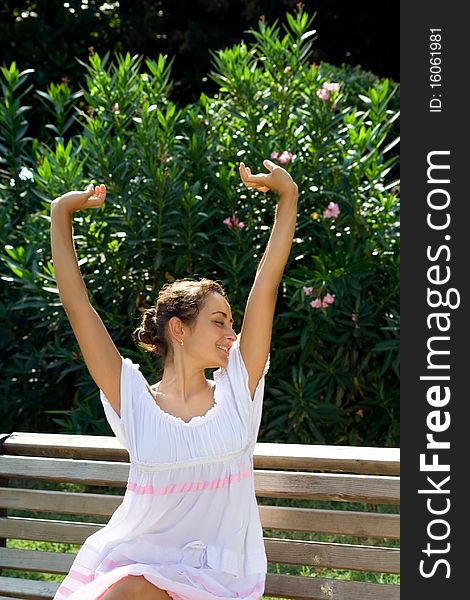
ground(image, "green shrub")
xmin=0 ymin=7 xmax=399 ymax=445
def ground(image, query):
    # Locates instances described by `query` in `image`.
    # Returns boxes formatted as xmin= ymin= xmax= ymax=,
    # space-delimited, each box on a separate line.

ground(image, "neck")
xmin=157 ymin=365 xmax=211 ymax=404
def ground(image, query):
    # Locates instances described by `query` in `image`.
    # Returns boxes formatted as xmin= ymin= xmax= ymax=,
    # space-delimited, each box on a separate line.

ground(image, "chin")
xmin=216 ymin=356 xmax=228 ymax=369
xmin=207 ymin=360 xmax=223 ymax=370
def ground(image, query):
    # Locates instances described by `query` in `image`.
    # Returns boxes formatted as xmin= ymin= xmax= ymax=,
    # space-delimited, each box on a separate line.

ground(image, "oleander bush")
xmin=0 ymin=7 xmax=400 ymax=445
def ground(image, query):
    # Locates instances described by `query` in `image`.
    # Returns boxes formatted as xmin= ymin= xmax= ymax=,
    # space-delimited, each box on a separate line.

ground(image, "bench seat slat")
xmin=0 ymin=457 xmax=399 ymax=505
xmin=265 ymin=572 xmax=399 ymax=600
xmin=3 ymin=433 xmax=400 ymax=475
xmin=1 ymin=489 xmax=399 ymax=539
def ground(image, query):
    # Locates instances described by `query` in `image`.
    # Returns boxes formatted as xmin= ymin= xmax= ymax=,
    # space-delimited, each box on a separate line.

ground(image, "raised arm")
xmin=50 ymin=184 xmax=122 ymax=415
xmin=238 ymin=160 xmax=298 ymax=399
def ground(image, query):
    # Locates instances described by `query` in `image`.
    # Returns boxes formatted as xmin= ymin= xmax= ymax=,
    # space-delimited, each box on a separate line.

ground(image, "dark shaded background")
xmin=1 ymin=0 xmax=399 ymax=105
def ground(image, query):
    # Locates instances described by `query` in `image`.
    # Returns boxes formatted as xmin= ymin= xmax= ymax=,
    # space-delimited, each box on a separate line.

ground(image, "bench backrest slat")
xmin=0 ymin=576 xmax=58 ymax=599
xmin=0 ymin=517 xmax=399 ymax=574
xmin=0 ymin=571 xmax=400 ymax=600
xmin=265 ymin=538 xmax=400 ymax=574
xmin=3 ymin=432 xmax=400 ymax=475
xmin=0 ymin=488 xmax=399 ymax=539
xmin=258 ymin=505 xmax=400 ymax=539
xmin=266 ymin=572 xmax=400 ymax=600
xmin=0 ymin=456 xmax=399 ymax=504
xmin=0 ymin=486 xmax=123 ymax=517
xmin=0 ymin=516 xmax=99 ymax=545
xmin=0 ymin=455 xmax=129 ymax=486
xmin=0 ymin=518 xmax=399 ymax=573
xmin=0 ymin=547 xmax=74 ymax=574
xmin=255 ymin=471 xmax=400 ymax=504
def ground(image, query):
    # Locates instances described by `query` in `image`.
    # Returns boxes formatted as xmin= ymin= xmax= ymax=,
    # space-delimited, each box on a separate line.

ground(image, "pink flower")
xmin=351 ymin=313 xmax=358 ymax=322
xmin=310 ymin=291 xmax=335 ymax=309
xmin=310 ymin=298 xmax=323 ymax=309
xmin=303 ymin=286 xmax=314 ymax=297
xmin=278 ymin=151 xmax=293 ymax=165
xmin=223 ymin=214 xmax=245 ymax=230
xmin=316 ymin=88 xmax=330 ymax=101
xmin=271 ymin=150 xmax=293 ymax=165
xmin=323 ymin=202 xmax=340 ymax=218
xmin=316 ymin=82 xmax=340 ymax=102
xmin=111 ymin=102 xmax=120 ymax=114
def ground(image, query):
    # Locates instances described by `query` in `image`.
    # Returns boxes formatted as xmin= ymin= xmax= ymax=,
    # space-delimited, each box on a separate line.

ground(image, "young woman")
xmin=51 ymin=159 xmax=298 ymax=600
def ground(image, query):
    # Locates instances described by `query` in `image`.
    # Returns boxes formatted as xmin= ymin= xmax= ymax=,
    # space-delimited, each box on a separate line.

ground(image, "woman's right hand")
xmin=51 ymin=183 xmax=106 ymax=213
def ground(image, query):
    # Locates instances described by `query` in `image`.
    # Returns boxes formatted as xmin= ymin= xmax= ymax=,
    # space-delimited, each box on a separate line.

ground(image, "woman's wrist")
xmin=278 ymin=182 xmax=298 ymax=201
xmin=51 ymin=198 xmax=72 ymax=216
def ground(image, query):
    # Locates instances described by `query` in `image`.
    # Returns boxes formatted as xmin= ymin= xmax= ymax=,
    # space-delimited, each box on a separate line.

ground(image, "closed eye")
xmin=215 ymin=321 xmax=224 ymax=325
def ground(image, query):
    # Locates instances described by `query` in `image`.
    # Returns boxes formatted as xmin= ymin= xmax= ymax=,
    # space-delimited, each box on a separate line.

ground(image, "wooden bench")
xmin=0 ymin=432 xmax=400 ymax=600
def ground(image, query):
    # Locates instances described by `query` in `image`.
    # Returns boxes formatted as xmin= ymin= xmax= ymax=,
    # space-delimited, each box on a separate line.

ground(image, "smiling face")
xmin=185 ymin=292 xmax=237 ymax=369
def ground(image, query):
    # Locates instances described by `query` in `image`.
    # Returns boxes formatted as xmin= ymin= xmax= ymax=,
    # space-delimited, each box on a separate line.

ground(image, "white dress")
xmin=53 ymin=334 xmax=270 ymax=600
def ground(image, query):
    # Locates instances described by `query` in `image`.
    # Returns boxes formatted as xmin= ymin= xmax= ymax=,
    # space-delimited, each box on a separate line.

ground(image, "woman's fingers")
xmin=239 ymin=162 xmax=276 ymax=193
xmin=262 ymin=159 xmax=275 ymax=172
xmin=86 ymin=183 xmax=106 ymax=207
xmin=239 ymin=162 xmax=250 ymax=182
xmin=240 ymin=164 xmax=268 ymax=184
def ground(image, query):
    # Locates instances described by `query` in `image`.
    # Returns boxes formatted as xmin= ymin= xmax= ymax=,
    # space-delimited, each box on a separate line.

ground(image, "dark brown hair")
xmin=132 ymin=277 xmax=228 ymax=361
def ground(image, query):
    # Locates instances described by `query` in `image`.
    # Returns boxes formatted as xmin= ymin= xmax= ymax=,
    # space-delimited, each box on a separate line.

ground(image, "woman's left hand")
xmin=239 ymin=160 xmax=298 ymax=196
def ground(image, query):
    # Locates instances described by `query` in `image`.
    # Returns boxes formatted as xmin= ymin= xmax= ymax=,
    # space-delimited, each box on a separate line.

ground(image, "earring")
xmin=179 ymin=339 xmax=184 ymax=346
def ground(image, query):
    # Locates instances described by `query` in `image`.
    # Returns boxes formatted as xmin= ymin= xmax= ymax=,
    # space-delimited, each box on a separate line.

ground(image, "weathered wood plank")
xmin=0 ymin=457 xmax=399 ymax=504
xmin=0 ymin=547 xmax=74 ymax=574
xmin=0 ymin=576 xmax=59 ymax=599
xmin=265 ymin=573 xmax=399 ymax=600
xmin=265 ymin=538 xmax=400 ymax=574
xmin=3 ymin=432 xmax=129 ymax=463
xmin=255 ymin=443 xmax=400 ymax=475
xmin=0 ymin=519 xmax=399 ymax=574
xmin=259 ymin=505 xmax=400 ymax=539
xmin=3 ymin=433 xmax=400 ymax=475
xmin=0 ymin=487 xmax=123 ymax=517
xmin=1 ymin=490 xmax=399 ymax=539
xmin=0 ymin=456 xmax=129 ymax=487
xmin=0 ymin=517 xmax=101 ymax=545
xmin=255 ymin=471 xmax=400 ymax=504
xmin=0 ymin=573 xmax=400 ymax=600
